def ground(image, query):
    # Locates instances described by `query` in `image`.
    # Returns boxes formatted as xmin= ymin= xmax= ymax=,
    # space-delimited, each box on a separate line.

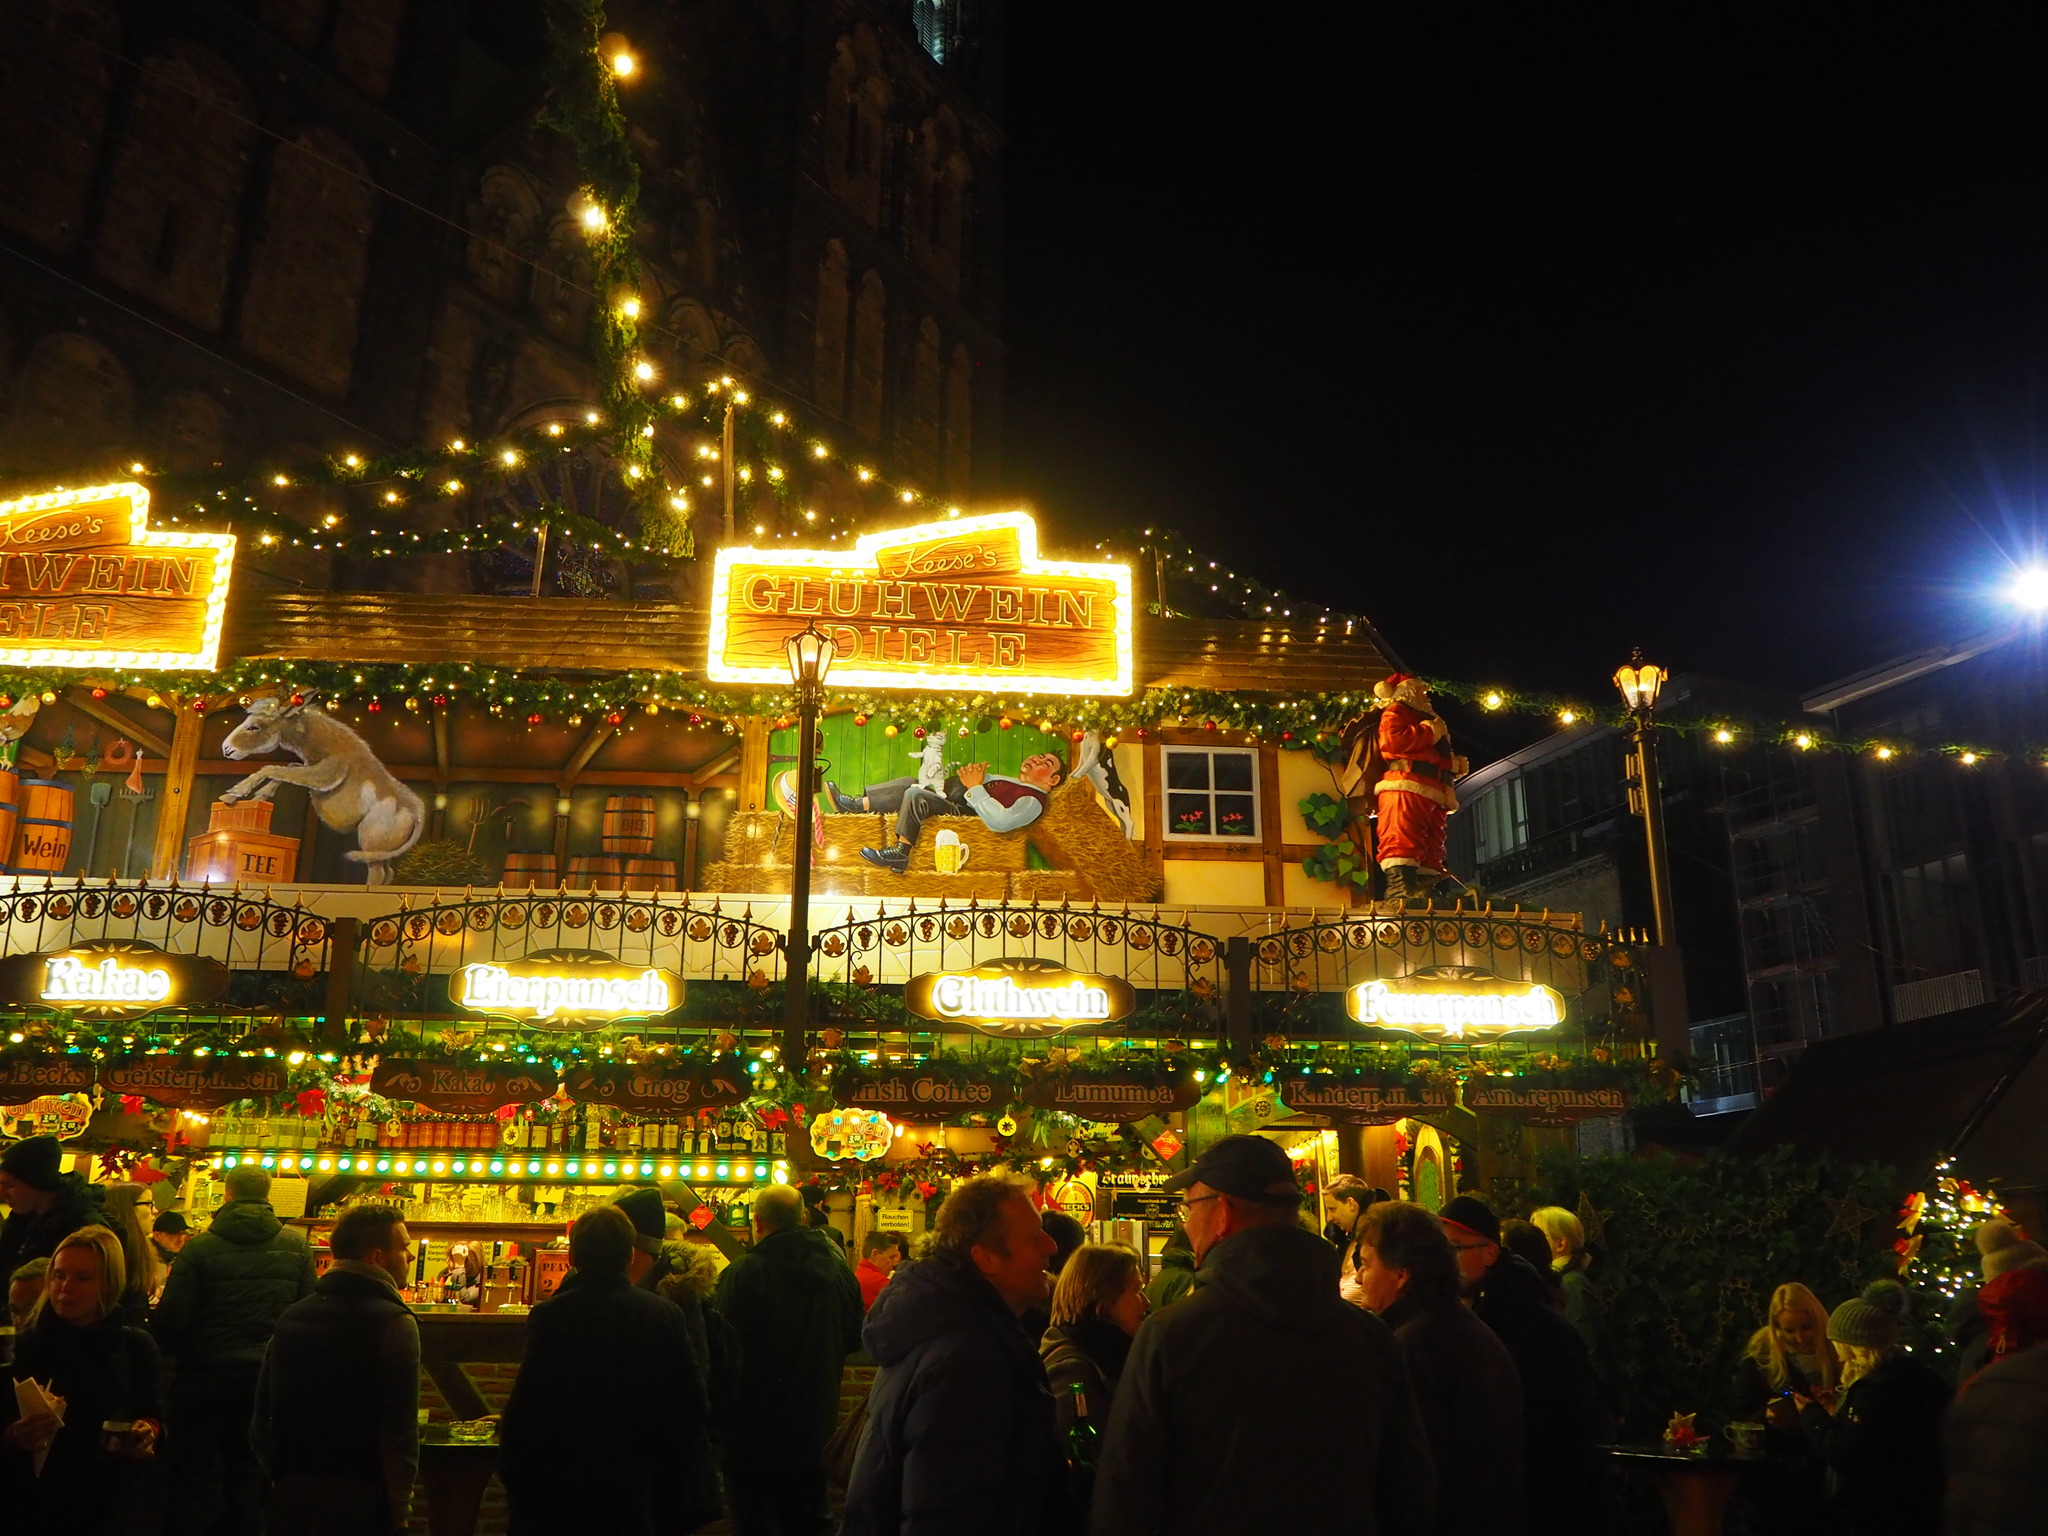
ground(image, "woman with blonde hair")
xmin=1736 ymin=1281 xmax=1838 ymax=1414
xmin=0 ymin=1225 xmax=163 ymax=1531
xmin=1530 ymin=1205 xmax=1625 ymax=1415
xmin=1041 ymin=1242 xmax=1147 ymax=1436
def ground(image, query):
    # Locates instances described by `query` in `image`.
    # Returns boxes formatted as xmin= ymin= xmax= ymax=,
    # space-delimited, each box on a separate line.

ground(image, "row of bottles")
xmin=213 ymin=1113 xmax=327 ymax=1150
xmin=215 ymin=1105 xmax=784 ymax=1158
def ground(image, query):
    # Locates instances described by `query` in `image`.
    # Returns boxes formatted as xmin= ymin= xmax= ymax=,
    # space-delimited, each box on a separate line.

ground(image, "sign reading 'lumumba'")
xmin=904 ymin=957 xmax=1136 ymax=1038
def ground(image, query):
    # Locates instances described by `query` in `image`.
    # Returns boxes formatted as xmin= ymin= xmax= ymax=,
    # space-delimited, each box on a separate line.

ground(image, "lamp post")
xmin=1613 ymin=649 xmax=1675 ymax=949
xmin=782 ymin=620 xmax=836 ymax=1072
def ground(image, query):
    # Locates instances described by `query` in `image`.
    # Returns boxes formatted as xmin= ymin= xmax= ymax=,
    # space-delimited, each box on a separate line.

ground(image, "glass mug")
xmin=934 ymin=830 xmax=970 ymax=875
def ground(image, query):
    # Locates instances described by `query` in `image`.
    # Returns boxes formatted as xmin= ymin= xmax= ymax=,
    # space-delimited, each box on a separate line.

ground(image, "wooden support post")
xmin=149 ymin=702 xmax=205 ymax=879
xmin=738 ymin=718 xmax=770 ymax=811
xmin=321 ymin=917 xmax=358 ymax=1044
xmin=1225 ymin=936 xmax=1253 ymax=1063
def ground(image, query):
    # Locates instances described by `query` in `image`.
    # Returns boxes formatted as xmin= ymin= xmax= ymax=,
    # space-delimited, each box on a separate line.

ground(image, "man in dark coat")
xmin=154 ymin=1165 xmax=317 ymax=1536
xmin=1945 ymin=1337 xmax=2048 ymax=1535
xmin=0 ymin=1135 xmax=100 ymax=1282
xmin=1355 ymin=1199 xmax=1525 ymax=1536
xmin=714 ymin=1181 xmax=863 ymax=1536
xmin=1091 ymin=1136 xmax=1435 ymax=1536
xmin=1442 ymin=1196 xmax=1611 ymax=1536
xmin=842 ymin=1174 xmax=1069 ymax=1536
xmin=500 ymin=1205 xmax=712 ymax=1536
xmin=254 ymin=1204 xmax=421 ymax=1535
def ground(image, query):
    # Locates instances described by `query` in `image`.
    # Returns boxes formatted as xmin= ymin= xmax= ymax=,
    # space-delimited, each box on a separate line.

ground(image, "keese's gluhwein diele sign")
xmin=0 ymin=483 xmax=235 ymax=668
xmin=707 ymin=511 xmax=1133 ymax=696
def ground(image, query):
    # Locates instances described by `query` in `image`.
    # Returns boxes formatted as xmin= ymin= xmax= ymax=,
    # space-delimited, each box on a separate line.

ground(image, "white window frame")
xmin=1161 ymin=746 xmax=1261 ymax=843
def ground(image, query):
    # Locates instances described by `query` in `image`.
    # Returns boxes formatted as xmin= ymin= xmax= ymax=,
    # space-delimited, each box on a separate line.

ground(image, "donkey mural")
xmin=221 ymin=696 xmax=425 ymax=885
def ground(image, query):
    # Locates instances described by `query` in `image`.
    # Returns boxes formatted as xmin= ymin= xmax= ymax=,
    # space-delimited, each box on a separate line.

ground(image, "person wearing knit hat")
xmin=1975 ymin=1217 xmax=2048 ymax=1281
xmin=1803 ymin=1281 xmax=1952 ymax=1536
xmin=0 ymin=1135 xmax=100 ymax=1289
xmin=610 ymin=1186 xmax=677 ymax=1292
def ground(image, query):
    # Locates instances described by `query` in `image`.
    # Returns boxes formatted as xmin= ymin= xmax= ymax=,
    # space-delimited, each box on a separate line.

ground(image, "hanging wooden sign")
xmin=0 ymin=482 xmax=235 ymax=669
xmin=707 ymin=511 xmax=1134 ymax=696
xmin=1021 ymin=1071 xmax=1200 ymax=1124
xmin=1279 ymin=1076 xmax=1454 ymax=1126
xmin=1462 ymin=1082 xmax=1629 ymax=1124
xmin=369 ymin=1058 xmax=559 ymax=1114
xmin=563 ymin=1058 xmax=751 ymax=1114
xmin=0 ymin=941 xmax=230 ymax=1021
xmin=830 ymin=1066 xmax=1002 ymax=1118
xmin=0 ymin=1054 xmax=97 ymax=1102
xmin=905 ymin=957 xmax=1137 ymax=1038
xmin=101 ymin=1054 xmax=288 ymax=1110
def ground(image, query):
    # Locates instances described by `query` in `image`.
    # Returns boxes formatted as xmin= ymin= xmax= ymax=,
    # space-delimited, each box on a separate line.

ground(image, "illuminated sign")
xmin=810 ymin=1108 xmax=894 ymax=1162
xmin=0 ymin=942 xmax=229 ymax=1020
xmin=565 ymin=1058 xmax=751 ymax=1114
xmin=830 ymin=1066 xmax=1001 ymax=1117
xmin=707 ymin=510 xmax=1133 ymax=696
xmin=1279 ymin=1077 xmax=1455 ymax=1126
xmin=905 ymin=957 xmax=1137 ymax=1038
xmin=5 ymin=1094 xmax=92 ymax=1140
xmin=453 ymin=951 xmax=683 ymax=1026
xmin=1345 ymin=971 xmax=1566 ymax=1041
xmin=0 ymin=482 xmax=235 ymax=669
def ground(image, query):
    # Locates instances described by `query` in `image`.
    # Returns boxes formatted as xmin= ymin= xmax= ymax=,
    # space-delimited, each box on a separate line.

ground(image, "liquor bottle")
xmin=626 ymin=1121 xmax=642 ymax=1152
xmin=1067 ymin=1382 xmax=1100 ymax=1471
xmin=660 ymin=1120 xmax=679 ymax=1152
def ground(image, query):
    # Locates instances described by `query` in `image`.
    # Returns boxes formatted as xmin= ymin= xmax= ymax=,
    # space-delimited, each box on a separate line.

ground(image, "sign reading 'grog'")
xmin=707 ymin=511 xmax=1133 ymax=696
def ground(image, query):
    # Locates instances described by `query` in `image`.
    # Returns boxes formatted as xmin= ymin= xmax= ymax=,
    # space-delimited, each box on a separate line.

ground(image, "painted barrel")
xmin=502 ymin=851 xmax=557 ymax=889
xmin=0 ymin=768 xmax=19 ymax=878
xmin=622 ymin=856 xmax=679 ymax=892
xmin=566 ymin=854 xmax=621 ymax=889
xmin=601 ymin=795 xmax=657 ymax=855
xmin=11 ymin=779 xmax=73 ymax=875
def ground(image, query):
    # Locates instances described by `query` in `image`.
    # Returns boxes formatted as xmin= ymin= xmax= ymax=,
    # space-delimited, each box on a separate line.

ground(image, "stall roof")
xmin=224 ymin=591 xmax=1396 ymax=696
xmin=1725 ymin=991 xmax=2048 ymax=1194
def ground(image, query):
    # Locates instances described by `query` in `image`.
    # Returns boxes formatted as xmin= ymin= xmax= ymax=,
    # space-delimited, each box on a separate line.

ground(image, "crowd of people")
xmin=10 ymin=1124 xmax=2048 ymax=1534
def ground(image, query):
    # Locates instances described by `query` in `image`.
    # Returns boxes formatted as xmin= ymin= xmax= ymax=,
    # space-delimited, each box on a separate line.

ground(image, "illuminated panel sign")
xmin=0 ymin=482 xmax=236 ymax=669
xmin=453 ymin=952 xmax=683 ymax=1026
xmin=0 ymin=941 xmax=229 ymax=1020
xmin=1344 ymin=973 xmax=1566 ymax=1041
xmin=707 ymin=510 xmax=1133 ymax=696
xmin=904 ymin=957 xmax=1137 ymax=1038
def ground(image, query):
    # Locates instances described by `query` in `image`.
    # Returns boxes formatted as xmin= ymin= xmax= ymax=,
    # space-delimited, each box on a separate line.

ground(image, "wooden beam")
xmin=1259 ymin=744 xmax=1286 ymax=906
xmin=737 ymin=718 xmax=769 ymax=812
xmin=149 ymin=701 xmax=205 ymax=879
xmin=65 ymin=690 xmax=172 ymax=761
xmin=556 ymin=721 xmax=617 ymax=790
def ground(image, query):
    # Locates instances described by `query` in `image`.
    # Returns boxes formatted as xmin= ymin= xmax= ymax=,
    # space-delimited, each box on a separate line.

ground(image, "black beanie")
xmin=613 ymin=1186 xmax=667 ymax=1249
xmin=1439 ymin=1194 xmax=1501 ymax=1248
xmin=0 ymin=1135 xmax=63 ymax=1192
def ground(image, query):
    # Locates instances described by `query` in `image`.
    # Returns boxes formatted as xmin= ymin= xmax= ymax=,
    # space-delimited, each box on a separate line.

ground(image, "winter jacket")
xmin=0 ymin=1173 xmax=102 ymax=1283
xmin=500 ymin=1270 xmax=713 ymax=1536
xmin=1801 ymin=1353 xmax=1951 ymax=1536
xmin=1558 ymin=1266 xmax=1628 ymax=1418
xmin=842 ymin=1254 xmax=1071 ymax=1536
xmin=1 ymin=1309 xmax=163 ymax=1534
xmin=1945 ymin=1339 xmax=2048 ymax=1536
xmin=1041 ymin=1315 xmax=1131 ymax=1436
xmin=1472 ymin=1251 xmax=1612 ymax=1536
xmin=150 ymin=1198 xmax=316 ymax=1372
xmin=253 ymin=1260 xmax=420 ymax=1527
xmin=712 ymin=1223 xmax=862 ymax=1463
xmin=858 ymin=1257 xmax=892 ymax=1311
xmin=1142 ymin=1244 xmax=1195 ymax=1312
xmin=1092 ymin=1223 xmax=1435 ymax=1536
xmin=1384 ymin=1289 xmax=1526 ymax=1536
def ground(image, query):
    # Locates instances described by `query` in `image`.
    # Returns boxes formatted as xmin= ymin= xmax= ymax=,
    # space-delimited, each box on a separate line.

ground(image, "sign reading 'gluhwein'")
xmin=904 ymin=958 xmax=1136 ymax=1038
xmin=0 ymin=483 xmax=235 ymax=669
xmin=707 ymin=511 xmax=1133 ymax=696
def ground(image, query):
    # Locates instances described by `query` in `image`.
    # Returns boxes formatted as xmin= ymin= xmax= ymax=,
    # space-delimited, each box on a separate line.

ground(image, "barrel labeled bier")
xmin=11 ymin=779 xmax=73 ymax=875
xmin=602 ymin=795 xmax=657 ymax=855
xmin=0 ymin=767 xmax=19 ymax=875
xmin=566 ymin=854 xmax=621 ymax=889
xmin=622 ymin=857 xmax=678 ymax=892
xmin=502 ymin=852 xmax=557 ymax=889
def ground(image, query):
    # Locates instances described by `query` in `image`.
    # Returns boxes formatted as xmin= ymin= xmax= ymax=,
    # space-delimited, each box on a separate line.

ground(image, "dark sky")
xmin=999 ymin=7 xmax=2048 ymax=702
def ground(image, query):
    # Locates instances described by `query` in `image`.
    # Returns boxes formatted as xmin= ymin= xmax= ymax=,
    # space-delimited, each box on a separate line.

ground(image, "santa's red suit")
xmin=1373 ymin=676 xmax=1459 ymax=878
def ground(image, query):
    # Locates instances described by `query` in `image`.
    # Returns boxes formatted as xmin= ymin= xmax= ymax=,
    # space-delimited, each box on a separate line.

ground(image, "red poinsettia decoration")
xmin=759 ymin=1107 xmax=790 ymax=1130
xmin=915 ymin=1181 xmax=938 ymax=1202
xmin=119 ymin=1094 xmax=146 ymax=1116
xmin=295 ymin=1088 xmax=327 ymax=1119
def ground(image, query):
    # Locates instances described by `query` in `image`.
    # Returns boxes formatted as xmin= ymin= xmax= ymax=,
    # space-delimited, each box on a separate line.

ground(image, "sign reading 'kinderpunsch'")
xmin=1279 ymin=1076 xmax=1454 ymax=1126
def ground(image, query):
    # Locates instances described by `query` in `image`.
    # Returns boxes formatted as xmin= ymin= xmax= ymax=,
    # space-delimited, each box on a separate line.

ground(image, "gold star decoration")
xmin=1576 ymin=1190 xmax=1610 ymax=1247
xmin=1828 ymin=1190 xmax=1882 ymax=1240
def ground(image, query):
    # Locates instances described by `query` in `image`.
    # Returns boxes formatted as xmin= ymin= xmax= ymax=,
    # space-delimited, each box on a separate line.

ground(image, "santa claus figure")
xmin=1371 ymin=673 xmax=1463 ymax=902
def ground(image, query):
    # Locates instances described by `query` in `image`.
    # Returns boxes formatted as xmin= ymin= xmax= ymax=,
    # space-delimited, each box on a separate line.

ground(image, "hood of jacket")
xmin=1193 ymin=1221 xmax=1347 ymax=1333
xmin=206 ymin=1198 xmax=284 ymax=1246
xmin=864 ymin=1254 xmax=1020 ymax=1369
xmin=1156 ymin=1244 xmax=1195 ymax=1273
xmin=746 ymin=1223 xmax=848 ymax=1294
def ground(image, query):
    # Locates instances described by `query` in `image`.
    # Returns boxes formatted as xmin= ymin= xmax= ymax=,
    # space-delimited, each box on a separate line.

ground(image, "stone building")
xmin=0 ymin=0 xmax=1004 ymax=584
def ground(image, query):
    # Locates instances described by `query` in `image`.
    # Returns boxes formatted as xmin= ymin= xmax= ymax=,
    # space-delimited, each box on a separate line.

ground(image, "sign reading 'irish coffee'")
xmin=708 ymin=511 xmax=1133 ymax=696
xmin=1022 ymin=1071 xmax=1201 ymax=1124
xmin=905 ymin=957 xmax=1137 ymax=1038
xmin=830 ymin=1066 xmax=1001 ymax=1118
xmin=0 ymin=941 xmax=230 ymax=1021
xmin=0 ymin=483 xmax=236 ymax=669
xmin=101 ymin=1054 xmax=288 ymax=1110
xmin=370 ymin=1058 xmax=559 ymax=1115
xmin=1279 ymin=1076 xmax=1454 ymax=1126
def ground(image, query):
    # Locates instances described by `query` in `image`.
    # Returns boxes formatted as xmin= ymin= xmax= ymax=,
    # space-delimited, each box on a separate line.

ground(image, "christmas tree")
xmin=1894 ymin=1156 xmax=2008 ymax=1352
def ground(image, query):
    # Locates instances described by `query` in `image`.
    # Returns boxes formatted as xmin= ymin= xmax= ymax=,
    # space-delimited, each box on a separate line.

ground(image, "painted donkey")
xmin=221 ymin=696 xmax=425 ymax=885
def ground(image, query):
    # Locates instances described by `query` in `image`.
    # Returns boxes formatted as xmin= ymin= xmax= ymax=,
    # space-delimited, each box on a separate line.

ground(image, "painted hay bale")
xmin=697 ymin=861 xmax=792 ymax=895
xmin=864 ymin=869 xmax=1013 ymax=900
xmin=1028 ymin=781 xmax=1162 ymax=903
xmin=1009 ymin=869 xmax=1095 ymax=903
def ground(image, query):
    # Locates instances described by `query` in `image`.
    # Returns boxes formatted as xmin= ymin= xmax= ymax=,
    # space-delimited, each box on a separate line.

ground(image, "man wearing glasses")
xmin=1089 ymin=1135 xmax=1435 ymax=1536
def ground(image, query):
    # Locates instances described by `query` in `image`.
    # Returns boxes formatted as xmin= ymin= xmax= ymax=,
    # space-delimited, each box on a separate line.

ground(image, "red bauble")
xmin=91 ymin=687 xmax=107 ymax=700
xmin=432 ymin=694 xmax=449 ymax=707
xmin=527 ymin=713 xmax=543 ymax=724
xmin=193 ymin=699 xmax=209 ymax=712
xmin=605 ymin=711 xmax=624 ymax=725
xmin=1202 ymin=719 xmax=1217 ymax=732
xmin=1281 ymin=730 xmax=1294 ymax=741
xmin=688 ymin=714 xmax=704 ymax=726
xmin=289 ymin=693 xmax=305 ymax=706
xmin=367 ymin=700 xmax=383 ymax=713
xmin=853 ymin=713 xmax=868 ymax=726
xmin=913 ymin=726 xmax=926 ymax=739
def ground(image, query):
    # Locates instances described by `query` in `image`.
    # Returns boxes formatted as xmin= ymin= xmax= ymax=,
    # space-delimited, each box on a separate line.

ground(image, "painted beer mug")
xmin=934 ymin=829 xmax=970 ymax=874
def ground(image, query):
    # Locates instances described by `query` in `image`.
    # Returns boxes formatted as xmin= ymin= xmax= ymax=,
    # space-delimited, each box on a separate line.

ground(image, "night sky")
xmin=1000 ymin=8 xmax=2048 ymax=706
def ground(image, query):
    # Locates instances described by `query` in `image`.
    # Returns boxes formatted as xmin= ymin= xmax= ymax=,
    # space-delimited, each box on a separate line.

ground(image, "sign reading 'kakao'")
xmin=0 ymin=941 xmax=230 ymax=1021
xmin=0 ymin=483 xmax=235 ymax=669
xmin=708 ymin=511 xmax=1133 ymax=696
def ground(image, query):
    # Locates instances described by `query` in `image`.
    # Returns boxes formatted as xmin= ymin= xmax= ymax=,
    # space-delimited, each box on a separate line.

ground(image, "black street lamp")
xmin=1613 ymin=649 xmax=1675 ymax=949
xmin=781 ymin=620 xmax=836 ymax=1075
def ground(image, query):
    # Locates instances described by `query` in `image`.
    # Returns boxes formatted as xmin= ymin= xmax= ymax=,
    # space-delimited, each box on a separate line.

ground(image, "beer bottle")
xmin=1067 ymin=1381 xmax=1099 ymax=1468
